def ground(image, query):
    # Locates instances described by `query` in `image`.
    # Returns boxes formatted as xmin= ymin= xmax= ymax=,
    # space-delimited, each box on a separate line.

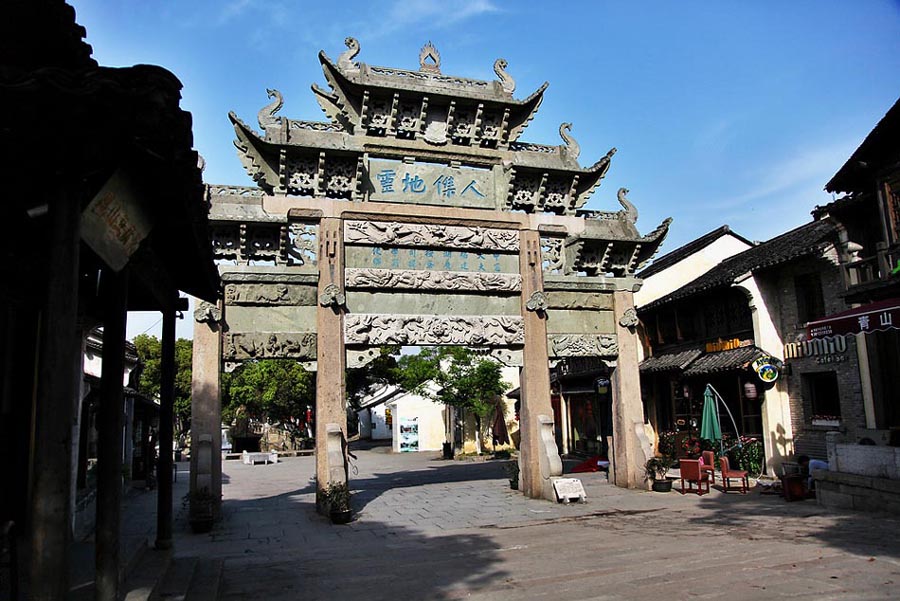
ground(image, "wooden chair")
xmin=679 ymin=459 xmax=710 ymax=495
xmin=719 ymin=456 xmax=749 ymax=494
xmin=701 ymin=450 xmax=716 ymax=484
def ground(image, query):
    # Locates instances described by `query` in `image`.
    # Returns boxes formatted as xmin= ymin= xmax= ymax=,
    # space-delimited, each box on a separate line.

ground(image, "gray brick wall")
xmin=760 ymin=247 xmax=864 ymax=460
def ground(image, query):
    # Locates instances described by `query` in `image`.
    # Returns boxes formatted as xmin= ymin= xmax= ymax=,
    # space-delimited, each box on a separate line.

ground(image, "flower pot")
xmin=330 ymin=509 xmax=353 ymax=524
xmin=651 ymin=479 xmax=673 ymax=493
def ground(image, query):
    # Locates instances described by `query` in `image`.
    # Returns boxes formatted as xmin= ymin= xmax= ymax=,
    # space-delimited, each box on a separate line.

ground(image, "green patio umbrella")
xmin=700 ymin=385 xmax=722 ymax=444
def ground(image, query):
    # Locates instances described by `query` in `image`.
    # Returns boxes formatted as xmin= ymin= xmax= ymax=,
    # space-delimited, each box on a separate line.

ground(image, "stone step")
xmin=184 ymin=558 xmax=224 ymax=601
xmin=151 ymin=557 xmax=197 ymax=601
xmin=122 ymin=547 xmax=172 ymax=601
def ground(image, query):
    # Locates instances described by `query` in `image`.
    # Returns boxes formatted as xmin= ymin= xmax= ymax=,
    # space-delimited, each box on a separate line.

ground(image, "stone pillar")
xmin=156 ymin=305 xmax=176 ymax=549
xmin=316 ymin=217 xmax=347 ymax=511
xmin=518 ymin=230 xmax=561 ymax=500
xmin=96 ymin=268 xmax=129 ymax=601
xmin=610 ymin=291 xmax=646 ymax=488
xmin=190 ymin=301 xmax=223 ymax=519
xmin=29 ymin=192 xmax=81 ymax=601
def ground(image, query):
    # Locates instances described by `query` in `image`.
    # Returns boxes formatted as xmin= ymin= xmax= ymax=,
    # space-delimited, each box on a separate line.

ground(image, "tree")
xmin=396 ymin=347 xmax=509 ymax=453
xmin=345 ymin=345 xmax=401 ymax=411
xmin=221 ymin=359 xmax=314 ymax=439
xmin=132 ymin=334 xmax=193 ymax=442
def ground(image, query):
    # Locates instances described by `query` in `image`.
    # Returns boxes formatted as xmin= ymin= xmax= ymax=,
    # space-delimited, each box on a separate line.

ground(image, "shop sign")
xmin=81 ymin=170 xmax=152 ymax=272
xmin=751 ymin=356 xmax=779 ymax=383
xmin=705 ymin=338 xmax=751 ymax=353
xmin=783 ymin=335 xmax=848 ymax=365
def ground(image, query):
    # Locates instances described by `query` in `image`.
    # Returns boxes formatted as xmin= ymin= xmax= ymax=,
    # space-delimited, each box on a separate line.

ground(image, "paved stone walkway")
xmin=159 ymin=446 xmax=900 ymax=600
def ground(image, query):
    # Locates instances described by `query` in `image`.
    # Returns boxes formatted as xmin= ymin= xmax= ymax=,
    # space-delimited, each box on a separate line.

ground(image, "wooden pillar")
xmin=29 ymin=192 xmax=82 ymax=601
xmin=518 ymin=230 xmax=561 ymax=500
xmin=190 ymin=301 xmax=223 ymax=519
xmin=315 ymin=217 xmax=347 ymax=511
xmin=610 ymin=290 xmax=646 ymax=488
xmin=95 ymin=268 xmax=128 ymax=601
xmin=155 ymin=305 xmax=176 ymax=549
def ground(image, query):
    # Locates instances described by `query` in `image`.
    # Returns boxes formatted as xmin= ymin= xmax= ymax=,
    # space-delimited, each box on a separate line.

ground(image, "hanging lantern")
xmin=744 ymin=381 xmax=758 ymax=399
xmin=682 ymin=384 xmax=691 ymax=399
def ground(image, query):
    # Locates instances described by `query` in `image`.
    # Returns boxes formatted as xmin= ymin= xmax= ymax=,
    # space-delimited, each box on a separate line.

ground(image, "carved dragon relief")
xmin=558 ymin=123 xmax=580 ymax=166
xmin=224 ymin=332 xmax=317 ymax=361
xmin=338 ymin=36 xmax=360 ymax=72
xmin=493 ymin=58 xmax=516 ymax=94
xmin=345 ymin=315 xmax=524 ymax=346
xmin=257 ymin=88 xmax=284 ymax=132
xmin=548 ymin=334 xmax=618 ymax=358
xmin=224 ymin=283 xmax=317 ymax=306
xmin=344 ymin=220 xmax=519 ymax=252
xmin=617 ymin=187 xmax=638 ymax=224
xmin=345 ymin=268 xmax=521 ymax=292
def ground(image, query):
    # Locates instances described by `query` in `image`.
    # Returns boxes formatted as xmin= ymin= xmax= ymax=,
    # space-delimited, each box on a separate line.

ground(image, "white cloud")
xmin=699 ymin=139 xmax=857 ymax=212
xmin=359 ymin=0 xmax=500 ymax=39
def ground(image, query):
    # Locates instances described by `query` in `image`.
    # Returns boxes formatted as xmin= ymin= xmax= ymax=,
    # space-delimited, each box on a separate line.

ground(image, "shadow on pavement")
xmin=175 ymin=483 xmax=510 ymax=600
xmin=684 ymin=484 xmax=900 ymax=559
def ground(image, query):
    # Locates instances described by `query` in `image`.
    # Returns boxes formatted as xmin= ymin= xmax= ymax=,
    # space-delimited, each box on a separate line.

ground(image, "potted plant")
xmin=188 ymin=487 xmax=216 ymax=533
xmin=323 ymin=482 xmax=352 ymax=524
xmin=644 ymin=456 xmax=674 ymax=492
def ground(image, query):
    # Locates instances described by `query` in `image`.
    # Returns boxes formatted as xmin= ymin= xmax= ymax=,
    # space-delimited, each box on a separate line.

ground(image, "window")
xmin=795 ymin=272 xmax=825 ymax=324
xmin=802 ymin=372 xmax=841 ymax=420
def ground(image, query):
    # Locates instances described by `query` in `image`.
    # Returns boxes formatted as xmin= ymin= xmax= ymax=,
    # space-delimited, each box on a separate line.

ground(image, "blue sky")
xmin=70 ymin=1 xmax=900 ymax=339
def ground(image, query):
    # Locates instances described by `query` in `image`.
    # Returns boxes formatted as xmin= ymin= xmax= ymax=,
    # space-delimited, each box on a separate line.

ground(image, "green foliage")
xmin=729 ymin=437 xmax=764 ymax=476
xmin=644 ymin=456 xmax=674 ymax=481
xmin=345 ymin=345 xmax=401 ymax=410
xmin=322 ymin=482 xmax=351 ymax=512
xmin=222 ymin=359 xmax=314 ymax=437
xmin=132 ymin=334 xmax=193 ymax=438
xmin=396 ymin=347 xmax=508 ymax=420
xmin=656 ymin=430 xmax=677 ymax=461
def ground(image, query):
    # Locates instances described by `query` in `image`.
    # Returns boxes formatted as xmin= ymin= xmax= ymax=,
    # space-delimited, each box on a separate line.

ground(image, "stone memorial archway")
xmin=192 ymin=38 xmax=670 ymax=516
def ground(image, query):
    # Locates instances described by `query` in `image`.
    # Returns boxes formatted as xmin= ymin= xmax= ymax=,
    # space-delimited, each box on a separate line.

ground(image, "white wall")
xmin=636 ymin=234 xmax=753 ymax=307
xmin=735 ymin=273 xmax=794 ymax=473
xmin=389 ymin=393 xmax=446 ymax=452
xmin=367 ymin=403 xmax=393 ymax=441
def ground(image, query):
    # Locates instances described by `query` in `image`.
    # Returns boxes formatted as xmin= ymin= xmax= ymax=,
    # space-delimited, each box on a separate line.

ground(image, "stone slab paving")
xmin=166 ymin=447 xmax=900 ymax=600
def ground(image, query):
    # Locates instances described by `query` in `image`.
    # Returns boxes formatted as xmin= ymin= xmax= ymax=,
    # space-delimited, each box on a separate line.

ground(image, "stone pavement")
xmin=127 ymin=445 xmax=900 ymax=600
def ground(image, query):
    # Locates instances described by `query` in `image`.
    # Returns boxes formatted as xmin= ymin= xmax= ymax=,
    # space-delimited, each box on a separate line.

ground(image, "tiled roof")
xmin=826 ymin=96 xmax=900 ymax=194
xmin=638 ymin=225 xmax=753 ymax=279
xmin=682 ymin=346 xmax=767 ymax=377
xmin=640 ymin=219 xmax=837 ymax=312
xmin=640 ymin=348 xmax=704 ymax=373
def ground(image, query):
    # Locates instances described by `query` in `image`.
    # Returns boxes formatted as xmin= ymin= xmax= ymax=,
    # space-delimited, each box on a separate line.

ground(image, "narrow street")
xmin=118 ymin=446 xmax=900 ymax=600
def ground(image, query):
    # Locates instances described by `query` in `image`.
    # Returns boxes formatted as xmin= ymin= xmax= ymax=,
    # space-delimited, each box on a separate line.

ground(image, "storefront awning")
xmin=640 ymin=348 xmax=704 ymax=374
xmin=682 ymin=345 xmax=768 ymax=377
xmin=806 ymin=298 xmax=900 ymax=338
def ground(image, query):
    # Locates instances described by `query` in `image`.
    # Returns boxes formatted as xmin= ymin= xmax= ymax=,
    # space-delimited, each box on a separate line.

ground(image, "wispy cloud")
xmin=357 ymin=0 xmax=500 ymax=40
xmin=699 ymin=139 xmax=857 ymax=212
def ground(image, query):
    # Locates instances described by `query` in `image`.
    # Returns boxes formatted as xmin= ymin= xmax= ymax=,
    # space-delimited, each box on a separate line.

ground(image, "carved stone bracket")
xmin=548 ymin=334 xmax=618 ymax=358
xmin=345 ymin=268 xmax=521 ymax=292
xmin=193 ymin=301 xmax=222 ymax=324
xmin=223 ymin=332 xmax=317 ymax=360
xmin=345 ymin=314 xmax=524 ymax=346
xmin=346 ymin=348 xmax=382 ymax=368
xmin=318 ymin=283 xmax=346 ymax=308
xmin=525 ymin=291 xmax=548 ymax=313
xmin=618 ymin=307 xmax=639 ymax=329
xmin=344 ymin=220 xmax=519 ymax=251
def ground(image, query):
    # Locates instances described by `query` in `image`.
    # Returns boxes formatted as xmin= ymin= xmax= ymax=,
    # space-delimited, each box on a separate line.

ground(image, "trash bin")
xmin=780 ymin=474 xmax=807 ymax=501
xmin=442 ymin=442 xmax=454 ymax=460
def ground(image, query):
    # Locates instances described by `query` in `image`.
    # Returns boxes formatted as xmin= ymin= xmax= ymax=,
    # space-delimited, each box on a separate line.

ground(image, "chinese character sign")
xmin=368 ymin=159 xmax=494 ymax=209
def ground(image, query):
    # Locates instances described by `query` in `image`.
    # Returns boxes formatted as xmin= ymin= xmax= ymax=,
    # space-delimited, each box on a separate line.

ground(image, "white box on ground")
xmin=551 ymin=477 xmax=586 ymax=504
